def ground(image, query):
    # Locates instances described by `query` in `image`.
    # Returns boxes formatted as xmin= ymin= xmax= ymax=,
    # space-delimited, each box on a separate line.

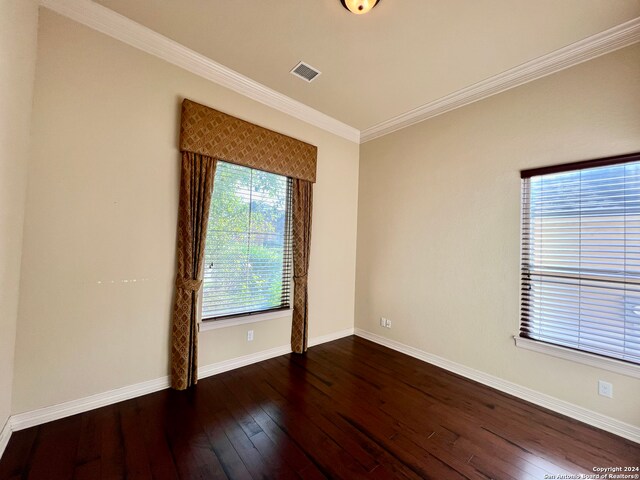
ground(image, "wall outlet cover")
xmin=598 ymin=380 xmax=613 ymax=398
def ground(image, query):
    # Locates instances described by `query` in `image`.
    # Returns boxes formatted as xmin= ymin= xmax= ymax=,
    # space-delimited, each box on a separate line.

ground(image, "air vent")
xmin=290 ymin=61 xmax=321 ymax=83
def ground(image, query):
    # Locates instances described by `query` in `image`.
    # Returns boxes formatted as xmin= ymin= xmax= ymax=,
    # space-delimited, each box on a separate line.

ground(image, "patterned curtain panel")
xmin=171 ymin=152 xmax=216 ymax=390
xmin=291 ymin=179 xmax=313 ymax=353
xmin=180 ymin=99 xmax=317 ymax=183
xmin=172 ymin=99 xmax=318 ymax=390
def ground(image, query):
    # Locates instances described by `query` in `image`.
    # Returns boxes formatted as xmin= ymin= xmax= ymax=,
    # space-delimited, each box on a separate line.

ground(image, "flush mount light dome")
xmin=341 ymin=0 xmax=380 ymax=15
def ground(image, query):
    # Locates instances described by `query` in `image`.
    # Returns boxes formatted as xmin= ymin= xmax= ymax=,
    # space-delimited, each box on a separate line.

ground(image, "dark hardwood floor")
xmin=1 ymin=336 xmax=638 ymax=479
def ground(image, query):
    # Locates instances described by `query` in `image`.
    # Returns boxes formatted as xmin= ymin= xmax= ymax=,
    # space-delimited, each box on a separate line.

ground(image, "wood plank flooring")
xmin=1 ymin=336 xmax=638 ymax=479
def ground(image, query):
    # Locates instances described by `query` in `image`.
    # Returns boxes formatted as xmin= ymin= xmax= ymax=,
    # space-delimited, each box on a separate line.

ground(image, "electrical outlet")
xmin=380 ymin=317 xmax=386 ymax=327
xmin=385 ymin=318 xmax=392 ymax=328
xmin=247 ymin=330 xmax=254 ymax=342
xmin=598 ymin=380 xmax=613 ymax=398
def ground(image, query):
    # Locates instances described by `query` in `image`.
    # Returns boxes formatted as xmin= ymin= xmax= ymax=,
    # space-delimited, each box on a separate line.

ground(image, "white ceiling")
xmin=94 ymin=0 xmax=640 ymax=131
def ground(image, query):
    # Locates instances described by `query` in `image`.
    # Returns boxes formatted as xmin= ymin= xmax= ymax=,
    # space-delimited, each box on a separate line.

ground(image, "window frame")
xmin=513 ymin=335 xmax=640 ymax=378
xmin=516 ymin=152 xmax=640 ymax=378
xmin=200 ymin=161 xmax=294 ymax=326
xmin=199 ymin=307 xmax=293 ymax=332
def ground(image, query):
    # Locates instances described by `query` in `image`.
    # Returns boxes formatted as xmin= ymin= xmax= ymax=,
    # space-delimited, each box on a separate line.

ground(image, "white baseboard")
xmin=354 ymin=328 xmax=640 ymax=444
xmin=8 ymin=327 xmax=354 ymax=433
xmin=308 ymin=327 xmax=355 ymax=347
xmin=7 ymin=326 xmax=635 ymax=451
xmin=10 ymin=376 xmax=171 ymax=431
xmin=198 ymin=327 xmax=354 ymax=379
xmin=0 ymin=418 xmax=11 ymax=461
xmin=198 ymin=345 xmax=292 ymax=380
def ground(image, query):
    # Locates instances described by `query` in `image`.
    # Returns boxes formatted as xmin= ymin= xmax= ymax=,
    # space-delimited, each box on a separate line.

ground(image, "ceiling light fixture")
xmin=340 ymin=0 xmax=380 ymax=15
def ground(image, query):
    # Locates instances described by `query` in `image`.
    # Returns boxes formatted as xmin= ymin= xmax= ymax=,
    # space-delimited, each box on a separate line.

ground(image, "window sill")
xmin=199 ymin=309 xmax=293 ymax=332
xmin=513 ymin=336 xmax=640 ymax=379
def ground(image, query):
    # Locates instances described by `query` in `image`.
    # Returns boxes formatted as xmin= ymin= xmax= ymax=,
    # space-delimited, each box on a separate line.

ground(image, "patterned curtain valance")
xmin=180 ymin=99 xmax=318 ymax=183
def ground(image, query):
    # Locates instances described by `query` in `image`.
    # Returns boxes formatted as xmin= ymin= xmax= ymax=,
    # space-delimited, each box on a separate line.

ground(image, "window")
xmin=202 ymin=161 xmax=293 ymax=320
xmin=520 ymin=153 xmax=640 ymax=366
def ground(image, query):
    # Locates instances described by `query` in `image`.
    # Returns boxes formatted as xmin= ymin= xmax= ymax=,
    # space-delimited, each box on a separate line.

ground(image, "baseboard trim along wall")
xmin=7 ymin=327 xmax=354 ymax=436
xmin=0 ymin=419 xmax=11 ymax=461
xmin=5 ymin=324 xmax=636 ymax=458
xmin=10 ymin=376 xmax=172 ymax=432
xmin=354 ymin=328 xmax=640 ymax=444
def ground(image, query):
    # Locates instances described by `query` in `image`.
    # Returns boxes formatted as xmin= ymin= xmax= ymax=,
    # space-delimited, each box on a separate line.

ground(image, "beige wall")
xmin=356 ymin=44 xmax=640 ymax=426
xmin=12 ymin=10 xmax=359 ymax=414
xmin=0 ymin=0 xmax=38 ymax=428
xmin=8 ymin=4 xmax=639 ymax=431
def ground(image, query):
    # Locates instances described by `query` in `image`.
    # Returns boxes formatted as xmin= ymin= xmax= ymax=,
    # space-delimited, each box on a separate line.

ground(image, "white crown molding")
xmin=7 ymin=327 xmax=354 ymax=433
xmin=0 ymin=419 xmax=11 ymax=461
xmin=37 ymin=0 xmax=361 ymax=143
xmin=361 ymin=17 xmax=640 ymax=143
xmin=354 ymin=328 xmax=640 ymax=444
xmin=37 ymin=0 xmax=640 ymax=145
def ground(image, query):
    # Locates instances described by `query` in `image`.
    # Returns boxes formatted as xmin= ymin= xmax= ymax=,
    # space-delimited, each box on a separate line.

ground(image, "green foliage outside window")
xmin=202 ymin=162 xmax=291 ymax=319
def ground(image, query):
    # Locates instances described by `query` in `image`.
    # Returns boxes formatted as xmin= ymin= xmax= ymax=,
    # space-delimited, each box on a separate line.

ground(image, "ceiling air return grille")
xmin=290 ymin=61 xmax=321 ymax=83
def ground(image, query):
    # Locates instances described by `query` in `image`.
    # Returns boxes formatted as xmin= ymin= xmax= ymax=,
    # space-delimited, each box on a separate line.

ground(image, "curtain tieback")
xmin=176 ymin=277 xmax=202 ymax=292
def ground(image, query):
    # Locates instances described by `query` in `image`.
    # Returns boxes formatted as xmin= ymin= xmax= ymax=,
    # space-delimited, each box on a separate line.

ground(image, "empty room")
xmin=1 ymin=0 xmax=640 ymax=478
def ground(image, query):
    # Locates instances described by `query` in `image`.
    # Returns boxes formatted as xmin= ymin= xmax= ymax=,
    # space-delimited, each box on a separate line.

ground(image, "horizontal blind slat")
xmin=202 ymin=161 xmax=293 ymax=319
xmin=521 ymin=159 xmax=640 ymax=366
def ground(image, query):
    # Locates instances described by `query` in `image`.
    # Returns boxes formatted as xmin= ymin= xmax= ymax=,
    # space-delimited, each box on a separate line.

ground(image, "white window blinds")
xmin=203 ymin=161 xmax=293 ymax=319
xmin=521 ymin=154 xmax=640 ymax=365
